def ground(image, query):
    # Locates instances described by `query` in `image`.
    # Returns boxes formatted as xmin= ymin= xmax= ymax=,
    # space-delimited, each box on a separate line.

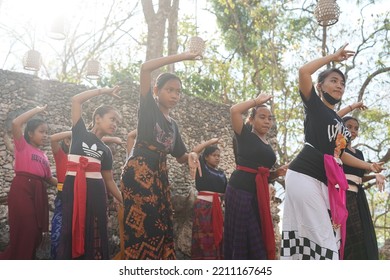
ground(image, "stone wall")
xmin=0 ymin=69 xmax=281 ymax=259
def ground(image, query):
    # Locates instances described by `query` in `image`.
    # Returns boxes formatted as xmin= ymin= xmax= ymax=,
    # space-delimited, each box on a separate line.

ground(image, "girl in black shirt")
xmin=57 ymin=87 xmax=123 ymax=260
xmin=191 ymin=138 xmax=227 ymax=259
xmin=224 ymin=93 xmax=287 ymax=260
xmin=281 ymin=44 xmax=384 ymax=260
xmin=342 ymin=116 xmax=385 ymax=259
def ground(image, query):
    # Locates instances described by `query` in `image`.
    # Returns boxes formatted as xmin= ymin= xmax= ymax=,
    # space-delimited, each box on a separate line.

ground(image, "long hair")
xmin=24 ymin=118 xmax=46 ymax=144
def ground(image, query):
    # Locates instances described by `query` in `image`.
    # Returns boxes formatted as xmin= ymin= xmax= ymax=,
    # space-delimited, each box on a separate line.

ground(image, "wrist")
xmin=349 ymin=105 xmax=353 ymax=111
xmin=252 ymin=99 xmax=257 ymax=107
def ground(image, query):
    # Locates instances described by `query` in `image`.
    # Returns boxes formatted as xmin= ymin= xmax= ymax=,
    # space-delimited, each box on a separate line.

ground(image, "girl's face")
xmin=204 ymin=149 xmax=221 ymax=169
xmin=345 ymin=119 xmax=359 ymax=141
xmin=319 ymin=72 xmax=345 ymax=101
xmin=96 ymin=110 xmax=120 ymax=136
xmin=250 ymin=107 xmax=273 ymax=136
xmin=155 ymin=79 xmax=182 ymax=110
xmin=28 ymin=123 xmax=48 ymax=147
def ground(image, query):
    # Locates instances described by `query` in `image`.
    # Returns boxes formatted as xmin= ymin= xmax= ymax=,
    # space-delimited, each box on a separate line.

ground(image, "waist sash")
xmin=197 ymin=191 xmax=223 ymax=248
xmin=66 ymin=156 xmax=101 ymax=258
xmin=236 ymin=165 xmax=275 ymax=260
xmin=323 ymin=154 xmax=349 ymax=260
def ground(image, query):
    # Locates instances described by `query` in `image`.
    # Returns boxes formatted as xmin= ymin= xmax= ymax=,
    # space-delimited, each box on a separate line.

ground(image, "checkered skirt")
xmin=281 ymin=170 xmax=340 ymax=260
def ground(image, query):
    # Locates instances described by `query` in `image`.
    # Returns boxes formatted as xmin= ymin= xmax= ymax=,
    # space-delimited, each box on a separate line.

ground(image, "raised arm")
xmin=140 ymin=52 xmax=201 ymax=98
xmin=50 ymin=131 xmax=72 ymax=154
xmin=230 ymin=93 xmax=272 ymax=135
xmin=299 ymin=43 xmax=355 ymax=100
xmin=71 ymin=86 xmax=120 ymax=126
xmin=12 ymin=105 xmax=47 ymax=140
xmin=192 ymin=138 xmax=220 ymax=154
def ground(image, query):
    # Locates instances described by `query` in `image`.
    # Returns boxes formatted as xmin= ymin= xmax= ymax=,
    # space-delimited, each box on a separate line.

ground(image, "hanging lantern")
xmin=187 ymin=36 xmax=206 ymax=60
xmin=23 ymin=50 xmax=42 ymax=71
xmin=86 ymin=59 xmax=102 ymax=79
xmin=314 ymin=0 xmax=341 ymax=27
xmin=48 ymin=16 xmax=66 ymax=40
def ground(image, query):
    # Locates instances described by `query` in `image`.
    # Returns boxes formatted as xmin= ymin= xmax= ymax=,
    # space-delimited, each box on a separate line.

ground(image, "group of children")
xmin=0 ymin=43 xmax=386 ymax=260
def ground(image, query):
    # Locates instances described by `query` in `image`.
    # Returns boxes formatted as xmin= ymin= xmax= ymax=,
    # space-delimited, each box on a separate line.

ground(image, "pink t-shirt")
xmin=14 ymin=136 xmax=52 ymax=178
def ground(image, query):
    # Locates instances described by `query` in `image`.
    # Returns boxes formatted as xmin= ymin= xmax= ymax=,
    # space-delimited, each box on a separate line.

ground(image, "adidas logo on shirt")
xmin=82 ymin=142 xmax=103 ymax=158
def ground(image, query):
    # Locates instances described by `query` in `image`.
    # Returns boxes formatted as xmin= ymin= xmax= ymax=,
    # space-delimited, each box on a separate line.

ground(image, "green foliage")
xmin=97 ymin=61 xmax=141 ymax=88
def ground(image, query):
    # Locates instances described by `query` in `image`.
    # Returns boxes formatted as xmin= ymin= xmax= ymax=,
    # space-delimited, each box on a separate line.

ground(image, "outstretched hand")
xmin=333 ymin=43 xmax=355 ymax=62
xmin=100 ymin=86 xmax=121 ymax=99
xmin=36 ymin=104 xmax=48 ymax=115
xmin=188 ymin=152 xmax=202 ymax=179
xmin=375 ymin=173 xmax=386 ymax=192
xmin=351 ymin=101 xmax=368 ymax=111
xmin=275 ymin=164 xmax=289 ymax=177
xmin=183 ymin=51 xmax=204 ymax=61
xmin=370 ymin=162 xmax=385 ymax=173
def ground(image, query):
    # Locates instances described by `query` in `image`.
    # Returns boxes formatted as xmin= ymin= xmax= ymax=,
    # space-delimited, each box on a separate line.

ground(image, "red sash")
xmin=198 ymin=191 xmax=223 ymax=247
xmin=236 ymin=165 xmax=275 ymax=260
xmin=67 ymin=157 xmax=101 ymax=258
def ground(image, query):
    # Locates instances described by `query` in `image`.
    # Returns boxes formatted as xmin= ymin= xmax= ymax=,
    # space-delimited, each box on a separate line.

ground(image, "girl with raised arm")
xmin=0 ymin=106 xmax=57 ymax=259
xmin=225 ymin=94 xmax=287 ymax=260
xmin=120 ymin=51 xmax=202 ymax=260
xmin=281 ymin=44 xmax=384 ymax=260
xmin=57 ymin=87 xmax=123 ymax=260
xmin=191 ymin=138 xmax=227 ymax=260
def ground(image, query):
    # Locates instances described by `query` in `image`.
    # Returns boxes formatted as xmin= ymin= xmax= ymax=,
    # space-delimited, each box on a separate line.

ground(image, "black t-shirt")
xmin=289 ymin=86 xmax=351 ymax=183
xmin=69 ymin=118 xmax=113 ymax=171
xmin=135 ymin=90 xmax=187 ymax=157
xmin=229 ymin=123 xmax=276 ymax=193
xmin=195 ymin=156 xmax=227 ymax=194
xmin=343 ymin=147 xmax=365 ymax=178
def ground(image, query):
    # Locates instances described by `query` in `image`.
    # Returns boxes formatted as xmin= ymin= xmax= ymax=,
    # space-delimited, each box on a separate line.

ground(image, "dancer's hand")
xmin=254 ymin=92 xmax=273 ymax=106
xmin=375 ymin=173 xmax=386 ymax=192
xmin=100 ymin=85 xmax=121 ymax=98
xmin=36 ymin=104 xmax=48 ymax=115
xmin=183 ymin=51 xmax=204 ymax=61
xmin=350 ymin=101 xmax=367 ymax=111
xmin=333 ymin=43 xmax=355 ymax=62
xmin=369 ymin=162 xmax=385 ymax=173
xmin=188 ymin=152 xmax=201 ymax=179
xmin=275 ymin=164 xmax=289 ymax=177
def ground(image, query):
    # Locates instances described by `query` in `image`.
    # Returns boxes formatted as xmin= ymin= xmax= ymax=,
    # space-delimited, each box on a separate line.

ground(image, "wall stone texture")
xmin=0 ymin=69 xmax=283 ymax=259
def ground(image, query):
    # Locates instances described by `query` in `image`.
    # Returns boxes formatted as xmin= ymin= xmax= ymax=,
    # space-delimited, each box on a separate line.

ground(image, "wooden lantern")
xmin=187 ymin=36 xmax=206 ymax=59
xmin=48 ymin=16 xmax=66 ymax=40
xmin=314 ymin=0 xmax=340 ymax=27
xmin=23 ymin=50 xmax=42 ymax=71
xmin=86 ymin=59 xmax=102 ymax=79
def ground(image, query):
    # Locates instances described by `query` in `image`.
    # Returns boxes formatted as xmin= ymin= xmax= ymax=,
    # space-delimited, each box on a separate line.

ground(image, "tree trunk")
xmin=142 ymin=0 xmax=178 ymax=81
xmin=167 ymin=0 xmax=179 ymax=72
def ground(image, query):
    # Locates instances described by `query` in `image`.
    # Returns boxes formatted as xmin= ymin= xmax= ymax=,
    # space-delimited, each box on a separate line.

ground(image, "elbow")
xmin=230 ymin=105 xmax=238 ymax=116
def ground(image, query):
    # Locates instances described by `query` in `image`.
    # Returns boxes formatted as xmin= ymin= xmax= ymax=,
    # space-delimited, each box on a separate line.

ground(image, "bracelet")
xmin=349 ymin=105 xmax=353 ymax=111
xmin=252 ymin=99 xmax=257 ymax=107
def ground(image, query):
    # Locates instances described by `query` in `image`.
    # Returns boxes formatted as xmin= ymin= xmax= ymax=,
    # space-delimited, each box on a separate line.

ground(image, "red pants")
xmin=0 ymin=173 xmax=48 ymax=259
